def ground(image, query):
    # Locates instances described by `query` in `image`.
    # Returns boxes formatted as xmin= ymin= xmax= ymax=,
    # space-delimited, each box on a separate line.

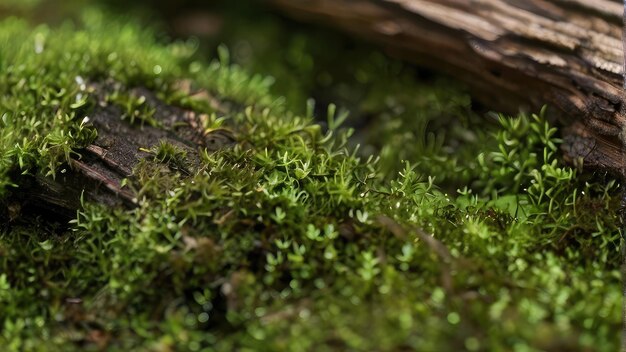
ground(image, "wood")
xmin=268 ymin=0 xmax=626 ymax=175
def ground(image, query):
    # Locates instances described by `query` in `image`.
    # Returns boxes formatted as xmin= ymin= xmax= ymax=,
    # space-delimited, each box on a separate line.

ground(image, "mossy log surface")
xmin=14 ymin=84 xmax=236 ymax=218
xmin=14 ymin=0 xmax=626 ymax=214
xmin=0 ymin=9 xmax=622 ymax=351
xmin=268 ymin=0 xmax=626 ymax=174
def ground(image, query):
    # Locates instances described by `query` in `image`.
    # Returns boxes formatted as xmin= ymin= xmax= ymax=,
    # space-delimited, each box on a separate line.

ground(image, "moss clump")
xmin=0 ymin=9 xmax=621 ymax=352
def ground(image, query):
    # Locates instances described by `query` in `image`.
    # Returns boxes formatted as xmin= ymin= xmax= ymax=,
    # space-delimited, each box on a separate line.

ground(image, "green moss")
xmin=0 ymin=9 xmax=621 ymax=352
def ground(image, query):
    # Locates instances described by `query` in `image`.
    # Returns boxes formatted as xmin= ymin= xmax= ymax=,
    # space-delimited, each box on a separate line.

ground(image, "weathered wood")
xmin=268 ymin=0 xmax=626 ymax=174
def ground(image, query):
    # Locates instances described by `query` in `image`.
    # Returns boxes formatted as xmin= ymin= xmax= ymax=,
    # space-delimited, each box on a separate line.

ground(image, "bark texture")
xmin=268 ymin=0 xmax=626 ymax=174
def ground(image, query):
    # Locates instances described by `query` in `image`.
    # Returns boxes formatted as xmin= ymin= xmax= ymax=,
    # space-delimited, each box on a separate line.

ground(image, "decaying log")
xmin=268 ymin=0 xmax=626 ymax=174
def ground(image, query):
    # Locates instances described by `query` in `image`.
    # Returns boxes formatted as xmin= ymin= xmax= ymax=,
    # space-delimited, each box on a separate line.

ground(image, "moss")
xmin=0 ymin=8 xmax=622 ymax=352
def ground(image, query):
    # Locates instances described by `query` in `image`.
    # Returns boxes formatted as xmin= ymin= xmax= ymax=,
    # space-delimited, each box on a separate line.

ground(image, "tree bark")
xmin=268 ymin=0 xmax=626 ymax=174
